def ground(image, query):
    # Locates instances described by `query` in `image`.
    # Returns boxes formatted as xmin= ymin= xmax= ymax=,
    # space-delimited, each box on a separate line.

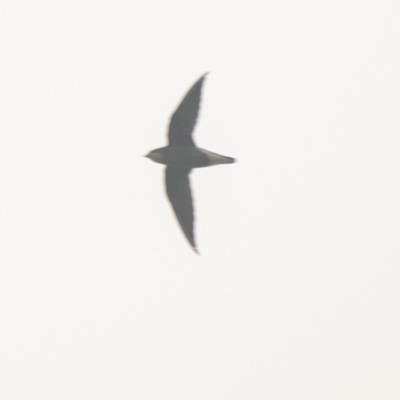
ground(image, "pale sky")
xmin=1 ymin=1 xmax=400 ymax=399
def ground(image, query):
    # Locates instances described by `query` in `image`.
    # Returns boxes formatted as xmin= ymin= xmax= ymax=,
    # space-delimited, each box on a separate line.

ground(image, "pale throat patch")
xmin=148 ymin=151 xmax=165 ymax=164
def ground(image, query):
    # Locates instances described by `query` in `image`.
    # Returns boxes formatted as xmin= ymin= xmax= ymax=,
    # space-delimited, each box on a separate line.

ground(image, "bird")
xmin=145 ymin=73 xmax=235 ymax=253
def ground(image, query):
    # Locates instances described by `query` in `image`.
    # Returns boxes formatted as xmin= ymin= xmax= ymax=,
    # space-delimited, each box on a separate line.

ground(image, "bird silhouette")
xmin=146 ymin=73 xmax=235 ymax=253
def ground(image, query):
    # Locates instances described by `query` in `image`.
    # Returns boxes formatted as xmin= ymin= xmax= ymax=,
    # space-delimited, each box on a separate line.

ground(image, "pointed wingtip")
xmin=188 ymin=238 xmax=199 ymax=255
xmin=189 ymin=240 xmax=199 ymax=255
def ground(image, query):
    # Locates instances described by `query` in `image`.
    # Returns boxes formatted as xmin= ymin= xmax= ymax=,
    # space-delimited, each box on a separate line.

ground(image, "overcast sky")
xmin=1 ymin=1 xmax=400 ymax=399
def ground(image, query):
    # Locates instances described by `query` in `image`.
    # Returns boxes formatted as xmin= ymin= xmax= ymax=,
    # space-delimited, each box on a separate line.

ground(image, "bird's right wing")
xmin=167 ymin=74 xmax=208 ymax=147
xmin=165 ymin=167 xmax=198 ymax=253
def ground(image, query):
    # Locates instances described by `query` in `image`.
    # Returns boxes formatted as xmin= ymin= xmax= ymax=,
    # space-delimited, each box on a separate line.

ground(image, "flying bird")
xmin=145 ymin=73 xmax=235 ymax=253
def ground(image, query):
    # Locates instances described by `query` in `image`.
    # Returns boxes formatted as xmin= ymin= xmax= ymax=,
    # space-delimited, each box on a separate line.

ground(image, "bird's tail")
xmin=202 ymin=149 xmax=236 ymax=166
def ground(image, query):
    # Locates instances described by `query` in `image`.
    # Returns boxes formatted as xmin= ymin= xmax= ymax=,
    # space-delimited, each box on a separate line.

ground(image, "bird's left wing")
xmin=167 ymin=73 xmax=208 ymax=147
xmin=165 ymin=167 xmax=198 ymax=253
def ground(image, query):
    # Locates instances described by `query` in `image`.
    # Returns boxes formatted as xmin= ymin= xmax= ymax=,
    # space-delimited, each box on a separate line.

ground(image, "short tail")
xmin=222 ymin=156 xmax=235 ymax=164
xmin=203 ymin=150 xmax=236 ymax=166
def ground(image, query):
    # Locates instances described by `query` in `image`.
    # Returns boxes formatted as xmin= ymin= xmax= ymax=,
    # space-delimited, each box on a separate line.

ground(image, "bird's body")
xmin=146 ymin=146 xmax=234 ymax=169
xmin=145 ymin=73 xmax=235 ymax=253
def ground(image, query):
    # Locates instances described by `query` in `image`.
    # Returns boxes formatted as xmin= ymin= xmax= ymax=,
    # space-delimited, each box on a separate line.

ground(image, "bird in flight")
xmin=145 ymin=73 xmax=235 ymax=253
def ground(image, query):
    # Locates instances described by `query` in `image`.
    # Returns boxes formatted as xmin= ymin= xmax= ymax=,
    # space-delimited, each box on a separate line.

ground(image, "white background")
xmin=1 ymin=1 xmax=399 ymax=399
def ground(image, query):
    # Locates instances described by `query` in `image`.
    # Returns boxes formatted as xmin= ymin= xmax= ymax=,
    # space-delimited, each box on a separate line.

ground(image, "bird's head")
xmin=144 ymin=149 xmax=165 ymax=164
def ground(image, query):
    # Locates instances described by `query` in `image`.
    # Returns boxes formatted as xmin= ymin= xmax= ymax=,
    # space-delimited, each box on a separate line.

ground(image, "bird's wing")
xmin=167 ymin=73 xmax=208 ymax=147
xmin=165 ymin=167 xmax=198 ymax=253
